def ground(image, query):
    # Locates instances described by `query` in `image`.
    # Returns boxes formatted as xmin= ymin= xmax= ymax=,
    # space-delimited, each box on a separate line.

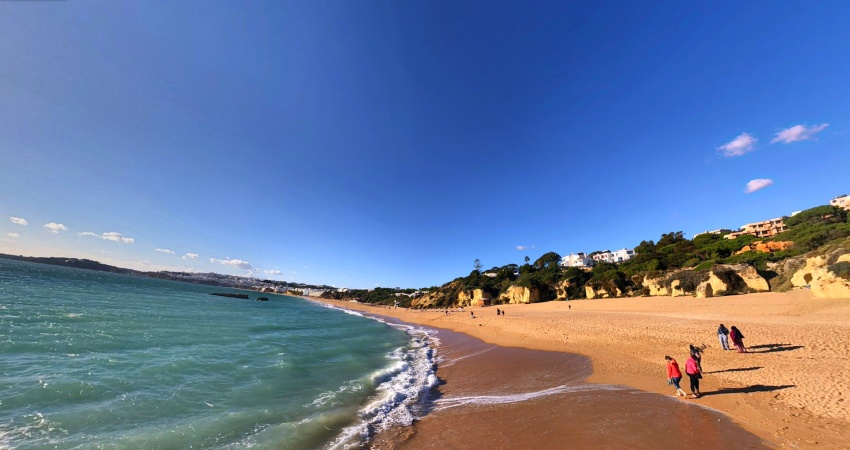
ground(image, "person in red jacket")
xmin=665 ymin=356 xmax=687 ymax=397
xmin=685 ymin=354 xmax=702 ymax=398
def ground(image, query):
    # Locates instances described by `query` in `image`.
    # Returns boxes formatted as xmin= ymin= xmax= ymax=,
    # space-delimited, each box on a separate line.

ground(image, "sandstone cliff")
xmin=789 ymin=253 xmax=850 ymax=298
xmin=457 ymin=289 xmax=493 ymax=307
xmin=499 ymin=285 xmax=541 ymax=304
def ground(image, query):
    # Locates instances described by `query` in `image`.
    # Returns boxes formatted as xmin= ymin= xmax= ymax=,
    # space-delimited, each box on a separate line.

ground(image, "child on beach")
xmin=665 ymin=356 xmax=687 ymax=397
xmin=685 ymin=354 xmax=702 ymax=398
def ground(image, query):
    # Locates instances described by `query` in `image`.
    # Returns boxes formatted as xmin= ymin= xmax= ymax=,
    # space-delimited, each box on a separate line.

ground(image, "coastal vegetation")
xmin=331 ymin=204 xmax=850 ymax=308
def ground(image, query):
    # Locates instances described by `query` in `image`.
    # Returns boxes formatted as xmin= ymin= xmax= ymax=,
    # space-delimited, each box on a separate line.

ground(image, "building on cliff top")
xmin=724 ymin=217 xmax=788 ymax=240
xmin=830 ymin=194 xmax=850 ymax=210
xmin=561 ymin=252 xmax=594 ymax=268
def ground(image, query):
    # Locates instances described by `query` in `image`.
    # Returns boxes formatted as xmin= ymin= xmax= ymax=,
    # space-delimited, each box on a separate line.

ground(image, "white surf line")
xmin=432 ymin=384 xmax=625 ymax=411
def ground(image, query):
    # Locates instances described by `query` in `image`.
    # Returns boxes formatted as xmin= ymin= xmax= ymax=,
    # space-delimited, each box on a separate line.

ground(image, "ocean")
xmin=0 ymin=259 xmax=437 ymax=449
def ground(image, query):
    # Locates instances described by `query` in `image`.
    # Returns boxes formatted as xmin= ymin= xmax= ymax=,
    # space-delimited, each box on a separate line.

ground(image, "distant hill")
xmin=0 ymin=253 xmax=139 ymax=275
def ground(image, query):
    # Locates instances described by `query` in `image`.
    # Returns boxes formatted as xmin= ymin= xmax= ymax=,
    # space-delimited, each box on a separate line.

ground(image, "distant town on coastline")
xmin=3 ymin=194 xmax=849 ymax=306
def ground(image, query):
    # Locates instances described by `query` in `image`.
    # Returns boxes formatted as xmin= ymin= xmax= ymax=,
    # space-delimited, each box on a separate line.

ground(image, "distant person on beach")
xmin=445 ymin=309 xmax=449 ymax=316
xmin=568 ymin=304 xmax=571 ymax=310
xmin=496 ymin=308 xmax=501 ymax=316
xmin=685 ymin=354 xmax=702 ymax=398
xmin=470 ymin=311 xmax=474 ymax=319
xmin=665 ymin=356 xmax=687 ymax=397
xmin=730 ymin=326 xmax=747 ymax=353
xmin=689 ymin=345 xmax=703 ymax=373
xmin=718 ymin=324 xmax=730 ymax=350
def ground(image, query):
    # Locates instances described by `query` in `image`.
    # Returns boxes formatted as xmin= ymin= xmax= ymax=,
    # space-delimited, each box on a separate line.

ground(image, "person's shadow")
xmin=747 ymin=343 xmax=804 ymax=353
xmin=706 ymin=366 xmax=761 ymax=374
xmin=700 ymin=384 xmax=795 ymax=397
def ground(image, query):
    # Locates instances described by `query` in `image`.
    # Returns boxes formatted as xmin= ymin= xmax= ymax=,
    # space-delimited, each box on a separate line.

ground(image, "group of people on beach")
xmin=665 ymin=324 xmax=748 ymax=398
xmin=717 ymin=324 xmax=747 ymax=352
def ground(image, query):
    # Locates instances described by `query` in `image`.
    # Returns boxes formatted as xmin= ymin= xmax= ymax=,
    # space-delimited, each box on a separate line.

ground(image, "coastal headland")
xmin=311 ymin=290 xmax=850 ymax=448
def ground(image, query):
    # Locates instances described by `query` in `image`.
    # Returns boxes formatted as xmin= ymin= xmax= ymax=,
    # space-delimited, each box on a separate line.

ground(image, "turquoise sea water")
xmin=0 ymin=259 xmax=436 ymax=449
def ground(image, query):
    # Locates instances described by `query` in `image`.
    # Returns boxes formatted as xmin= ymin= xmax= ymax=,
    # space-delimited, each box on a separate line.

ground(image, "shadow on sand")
xmin=706 ymin=366 xmax=762 ymax=374
xmin=747 ymin=343 xmax=804 ymax=353
xmin=700 ymin=384 xmax=795 ymax=397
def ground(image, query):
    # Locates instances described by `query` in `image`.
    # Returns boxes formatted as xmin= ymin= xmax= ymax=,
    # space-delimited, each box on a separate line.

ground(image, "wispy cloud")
xmin=771 ymin=123 xmax=829 ymax=144
xmin=7 ymin=232 xmax=19 ymax=238
xmin=9 ymin=217 xmax=28 ymax=226
xmin=43 ymin=222 xmax=69 ymax=233
xmin=516 ymin=245 xmax=528 ymax=251
xmin=182 ymin=252 xmax=199 ymax=260
xmin=718 ymin=133 xmax=758 ymax=157
xmin=79 ymin=231 xmax=134 ymax=243
xmin=155 ymin=248 xmax=175 ymax=254
xmin=210 ymin=257 xmax=253 ymax=270
xmin=264 ymin=269 xmax=282 ymax=275
xmin=745 ymin=178 xmax=774 ymax=194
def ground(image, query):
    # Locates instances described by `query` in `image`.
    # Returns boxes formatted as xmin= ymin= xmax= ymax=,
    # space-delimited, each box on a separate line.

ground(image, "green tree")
xmin=473 ymin=258 xmax=482 ymax=273
xmin=533 ymin=252 xmax=562 ymax=269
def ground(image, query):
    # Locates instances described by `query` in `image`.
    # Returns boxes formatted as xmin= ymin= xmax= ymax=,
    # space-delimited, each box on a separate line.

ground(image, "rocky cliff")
xmin=457 ymin=289 xmax=493 ymax=307
xmin=499 ymin=285 xmax=541 ymax=304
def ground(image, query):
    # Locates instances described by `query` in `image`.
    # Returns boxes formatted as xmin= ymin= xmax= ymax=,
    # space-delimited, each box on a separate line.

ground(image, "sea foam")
xmin=308 ymin=301 xmax=439 ymax=449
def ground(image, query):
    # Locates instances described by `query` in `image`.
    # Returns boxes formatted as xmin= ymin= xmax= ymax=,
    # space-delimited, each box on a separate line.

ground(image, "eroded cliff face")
xmin=457 ymin=289 xmax=493 ymax=307
xmin=585 ymin=285 xmax=622 ymax=299
xmin=499 ymin=285 xmax=541 ymax=304
xmin=555 ymin=280 xmax=572 ymax=300
xmin=635 ymin=264 xmax=770 ymax=299
xmin=790 ymin=253 xmax=850 ymax=298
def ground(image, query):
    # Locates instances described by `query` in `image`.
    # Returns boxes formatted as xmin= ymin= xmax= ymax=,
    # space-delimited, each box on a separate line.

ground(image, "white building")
xmin=611 ymin=248 xmax=636 ymax=262
xmin=560 ymin=252 xmax=594 ymax=268
xmin=593 ymin=251 xmax=614 ymax=263
xmin=831 ymin=194 xmax=850 ymax=210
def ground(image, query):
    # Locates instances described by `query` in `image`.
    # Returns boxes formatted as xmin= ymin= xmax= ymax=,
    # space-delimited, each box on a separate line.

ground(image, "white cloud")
xmin=264 ymin=269 xmax=283 ymax=275
xmin=771 ymin=123 xmax=829 ymax=144
xmin=516 ymin=245 xmax=528 ymax=250
xmin=43 ymin=222 xmax=69 ymax=233
xmin=9 ymin=217 xmax=28 ymax=226
xmin=155 ymin=248 xmax=175 ymax=254
xmin=745 ymin=178 xmax=774 ymax=194
xmin=79 ymin=231 xmax=134 ymax=244
xmin=718 ymin=133 xmax=758 ymax=157
xmin=182 ymin=252 xmax=199 ymax=260
xmin=211 ymin=258 xmax=253 ymax=270
xmin=7 ymin=232 xmax=19 ymax=238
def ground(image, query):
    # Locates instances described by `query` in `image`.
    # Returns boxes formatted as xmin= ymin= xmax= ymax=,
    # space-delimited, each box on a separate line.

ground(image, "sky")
xmin=1 ymin=1 xmax=848 ymax=289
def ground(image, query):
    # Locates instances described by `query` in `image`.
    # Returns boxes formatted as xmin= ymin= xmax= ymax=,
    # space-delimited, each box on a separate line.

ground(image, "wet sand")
xmin=312 ymin=290 xmax=850 ymax=449
xmin=370 ymin=326 xmax=766 ymax=449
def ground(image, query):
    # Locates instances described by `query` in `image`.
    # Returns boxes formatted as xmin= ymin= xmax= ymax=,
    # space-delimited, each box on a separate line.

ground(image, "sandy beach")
xmin=312 ymin=290 xmax=850 ymax=448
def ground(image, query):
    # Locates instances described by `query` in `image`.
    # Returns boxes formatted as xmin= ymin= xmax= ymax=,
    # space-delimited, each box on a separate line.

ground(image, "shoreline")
xmin=302 ymin=291 xmax=850 ymax=448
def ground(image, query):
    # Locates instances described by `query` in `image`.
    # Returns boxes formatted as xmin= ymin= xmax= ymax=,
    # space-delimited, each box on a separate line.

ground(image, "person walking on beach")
xmin=665 ymin=356 xmax=687 ymax=397
xmin=685 ymin=353 xmax=702 ymax=398
xmin=730 ymin=326 xmax=747 ymax=353
xmin=689 ymin=345 xmax=703 ymax=373
xmin=496 ymin=308 xmax=501 ymax=316
xmin=470 ymin=311 xmax=475 ymax=319
xmin=718 ymin=324 xmax=730 ymax=350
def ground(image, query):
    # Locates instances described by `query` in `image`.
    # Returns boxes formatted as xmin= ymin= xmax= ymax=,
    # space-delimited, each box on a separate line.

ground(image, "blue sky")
xmin=1 ymin=1 xmax=848 ymax=288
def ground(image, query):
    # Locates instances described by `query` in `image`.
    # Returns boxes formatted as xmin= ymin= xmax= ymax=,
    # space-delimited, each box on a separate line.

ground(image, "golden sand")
xmin=314 ymin=290 xmax=850 ymax=448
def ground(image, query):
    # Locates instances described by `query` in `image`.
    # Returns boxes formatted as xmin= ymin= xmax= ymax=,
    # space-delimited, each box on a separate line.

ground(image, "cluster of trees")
xmin=331 ymin=204 xmax=850 ymax=307
xmin=320 ymin=287 xmax=419 ymax=305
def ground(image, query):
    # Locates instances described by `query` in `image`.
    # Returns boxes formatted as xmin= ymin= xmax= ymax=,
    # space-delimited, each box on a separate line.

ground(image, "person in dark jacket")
xmin=730 ymin=326 xmax=747 ymax=353
xmin=718 ymin=324 xmax=730 ymax=350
